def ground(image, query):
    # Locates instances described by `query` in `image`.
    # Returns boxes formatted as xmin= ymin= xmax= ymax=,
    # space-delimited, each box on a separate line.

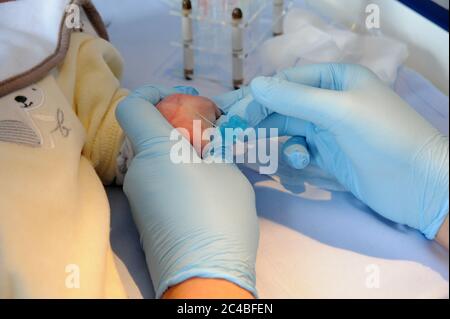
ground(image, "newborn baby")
xmin=156 ymin=94 xmax=222 ymax=156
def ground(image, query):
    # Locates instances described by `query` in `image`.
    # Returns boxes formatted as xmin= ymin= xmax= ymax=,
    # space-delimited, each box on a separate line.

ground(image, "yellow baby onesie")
xmin=0 ymin=30 xmax=128 ymax=298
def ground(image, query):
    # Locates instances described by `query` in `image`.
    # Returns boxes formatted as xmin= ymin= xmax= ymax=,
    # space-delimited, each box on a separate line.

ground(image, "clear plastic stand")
xmin=164 ymin=0 xmax=293 ymax=88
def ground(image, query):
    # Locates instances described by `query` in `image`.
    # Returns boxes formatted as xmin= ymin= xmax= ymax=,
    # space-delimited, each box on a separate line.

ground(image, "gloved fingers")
xmin=212 ymin=86 xmax=252 ymax=113
xmin=255 ymin=113 xmax=312 ymax=138
xmin=224 ymin=94 xmax=273 ymax=127
xmin=251 ymin=76 xmax=345 ymax=128
xmin=276 ymin=63 xmax=352 ymax=91
xmin=116 ymin=87 xmax=179 ymax=154
xmin=255 ymin=114 xmax=313 ymax=169
xmin=277 ymin=63 xmax=379 ymax=91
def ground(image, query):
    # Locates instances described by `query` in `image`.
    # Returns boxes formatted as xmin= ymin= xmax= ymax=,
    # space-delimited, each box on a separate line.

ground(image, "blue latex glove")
xmin=116 ymin=85 xmax=259 ymax=298
xmin=213 ymin=88 xmax=312 ymax=170
xmin=216 ymin=64 xmax=449 ymax=239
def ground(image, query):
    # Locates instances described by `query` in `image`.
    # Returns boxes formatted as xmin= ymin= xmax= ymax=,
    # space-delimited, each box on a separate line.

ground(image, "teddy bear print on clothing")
xmin=0 ymin=85 xmax=45 ymax=147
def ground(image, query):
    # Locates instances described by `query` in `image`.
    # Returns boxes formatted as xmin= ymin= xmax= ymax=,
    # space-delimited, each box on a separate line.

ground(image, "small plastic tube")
xmin=182 ymin=0 xmax=194 ymax=80
xmin=273 ymin=0 xmax=284 ymax=36
xmin=282 ymin=136 xmax=311 ymax=170
xmin=231 ymin=8 xmax=244 ymax=89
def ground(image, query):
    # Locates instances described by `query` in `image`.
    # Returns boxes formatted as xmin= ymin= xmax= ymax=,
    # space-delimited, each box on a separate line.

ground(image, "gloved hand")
xmin=116 ymin=85 xmax=259 ymax=298
xmin=213 ymin=88 xmax=312 ymax=170
xmin=215 ymin=64 xmax=449 ymax=239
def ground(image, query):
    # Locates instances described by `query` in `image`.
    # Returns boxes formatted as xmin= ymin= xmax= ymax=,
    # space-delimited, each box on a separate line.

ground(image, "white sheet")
xmin=257 ymin=219 xmax=448 ymax=299
xmin=259 ymin=8 xmax=409 ymax=84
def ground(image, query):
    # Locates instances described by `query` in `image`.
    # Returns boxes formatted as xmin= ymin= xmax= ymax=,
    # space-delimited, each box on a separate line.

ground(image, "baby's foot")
xmin=156 ymin=94 xmax=221 ymax=156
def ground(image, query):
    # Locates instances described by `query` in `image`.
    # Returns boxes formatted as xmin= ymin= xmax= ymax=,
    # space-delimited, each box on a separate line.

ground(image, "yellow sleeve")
xmin=56 ymin=32 xmax=129 ymax=185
